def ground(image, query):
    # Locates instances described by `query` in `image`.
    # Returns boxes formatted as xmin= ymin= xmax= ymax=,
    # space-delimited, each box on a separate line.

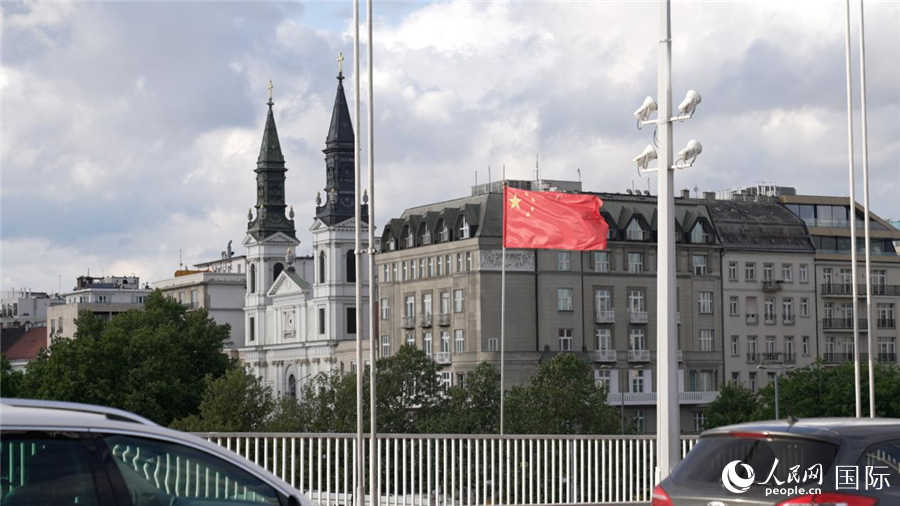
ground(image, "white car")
xmin=0 ymin=398 xmax=315 ymax=506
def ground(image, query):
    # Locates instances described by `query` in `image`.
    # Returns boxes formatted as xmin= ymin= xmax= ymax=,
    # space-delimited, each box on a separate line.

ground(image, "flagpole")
xmin=500 ymin=177 xmax=506 ymax=436
xmin=858 ymin=0 xmax=874 ymax=418
xmin=843 ymin=0 xmax=862 ymax=418
xmin=366 ymin=0 xmax=379 ymax=501
xmin=352 ymin=0 xmax=365 ymax=504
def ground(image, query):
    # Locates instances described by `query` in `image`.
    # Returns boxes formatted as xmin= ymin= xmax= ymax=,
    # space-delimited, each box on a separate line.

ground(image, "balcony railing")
xmin=629 ymin=310 xmax=648 ymax=324
xmin=606 ymin=391 xmax=718 ymax=405
xmin=433 ymin=351 xmax=451 ymax=365
xmin=878 ymin=352 xmax=897 ymax=363
xmin=401 ymin=316 xmax=416 ymax=329
xmin=438 ymin=313 xmax=450 ymax=326
xmin=877 ymin=318 xmax=896 ymax=329
xmin=823 ymin=352 xmax=854 ymax=363
xmin=595 ymin=310 xmax=615 ymax=323
xmin=822 ymin=284 xmax=900 ymax=296
xmin=822 ymin=318 xmax=868 ymax=330
xmin=420 ymin=314 xmax=433 ymax=328
xmin=759 ymin=352 xmax=795 ymax=364
xmin=762 ymin=280 xmax=782 ymax=293
xmin=627 ymin=349 xmax=650 ymax=362
xmin=593 ymin=349 xmax=617 ymax=362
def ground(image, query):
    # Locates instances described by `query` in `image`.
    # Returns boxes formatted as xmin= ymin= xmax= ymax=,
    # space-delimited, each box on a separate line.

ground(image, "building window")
xmin=419 ymin=258 xmax=425 ymax=279
xmin=800 ymin=298 xmax=809 ymax=317
xmin=633 ymin=408 xmax=646 ymax=434
xmin=249 ymin=264 xmax=256 ymax=293
xmin=785 ymin=336 xmax=794 ymax=359
xmin=273 ymin=262 xmax=284 ymax=283
xmin=440 ymin=292 xmax=450 ymax=314
xmin=731 ymin=335 xmax=739 ymax=356
xmin=731 ymin=372 xmax=740 ymax=383
xmin=454 ymin=329 xmax=465 ymax=353
xmin=436 ymin=256 xmax=442 ymax=276
xmin=346 ymin=307 xmax=356 ymax=334
xmin=764 ymin=297 xmax=776 ymax=323
xmin=692 ymin=254 xmax=708 ymax=276
xmin=380 ymin=298 xmax=390 ymax=320
xmin=799 ymin=264 xmax=809 ymax=283
xmin=628 ymin=252 xmax=644 ymax=273
xmin=288 ymin=375 xmax=297 ymax=399
xmin=626 ymin=220 xmax=645 ymax=241
xmin=440 ymin=331 xmax=450 ymax=354
xmin=699 ymin=329 xmax=713 ymax=352
xmin=456 ymin=253 xmax=463 ymax=272
xmin=458 ymin=216 xmax=470 ymax=239
xmin=405 ymin=226 xmax=414 ymax=248
xmin=763 ymin=263 xmax=774 ymax=282
xmin=749 ymin=372 xmax=757 ymax=392
xmin=454 ymin=289 xmax=464 ymax=313
xmin=631 ymin=370 xmax=645 ymax=393
xmin=557 ymin=288 xmax=574 ymax=311
xmin=691 ymin=224 xmax=710 ymax=244
xmin=319 ymin=251 xmax=327 ymax=283
xmin=596 ymin=328 xmax=612 ymax=351
xmin=402 ymin=262 xmax=408 ymax=281
xmin=404 ymin=295 xmax=415 ymax=317
xmin=383 ymin=264 xmax=390 ymax=283
xmin=594 ymin=288 xmax=612 ymax=320
xmin=630 ymin=328 xmax=646 ymax=351
xmin=439 ymin=221 xmax=450 ymax=242
xmin=318 ymin=308 xmax=326 ymax=334
xmin=558 ymin=328 xmax=573 ymax=351
xmin=728 ymin=261 xmax=738 ymax=281
xmin=697 ymin=291 xmax=713 ymax=314
xmin=411 ymin=259 xmax=418 ymax=280
xmin=694 ymin=410 xmax=706 ymax=433
xmin=747 ymin=335 xmax=758 ymax=359
xmin=595 ymin=369 xmax=611 ymax=391
xmin=406 ymin=333 xmax=415 ymax=347
xmin=249 ymin=316 xmax=255 ymax=341
xmin=428 ymin=257 xmax=435 ymax=278
xmin=392 ymin=263 xmax=398 ymax=281
xmin=424 ymin=332 xmax=433 ymax=357
xmin=381 ymin=335 xmax=391 ymax=357
xmin=593 ymin=252 xmax=610 ymax=272
xmin=485 ymin=337 xmax=499 ymax=352
xmin=557 ymin=252 xmax=571 ymax=271
xmin=423 ymin=293 xmax=433 ymax=318
xmin=729 ymin=296 xmax=739 ymax=316
xmin=782 ymin=263 xmax=792 ymax=283
xmin=445 ymin=255 xmax=452 ymax=275
xmin=745 ymin=262 xmax=756 ymax=282
xmin=466 ymin=252 xmax=473 ymax=271
xmin=628 ymin=289 xmax=646 ymax=314
xmin=783 ymin=298 xmax=794 ymax=322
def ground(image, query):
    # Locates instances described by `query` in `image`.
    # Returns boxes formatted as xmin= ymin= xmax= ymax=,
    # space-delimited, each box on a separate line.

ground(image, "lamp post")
xmin=631 ymin=0 xmax=703 ymax=481
xmin=757 ymin=363 xmax=794 ymax=419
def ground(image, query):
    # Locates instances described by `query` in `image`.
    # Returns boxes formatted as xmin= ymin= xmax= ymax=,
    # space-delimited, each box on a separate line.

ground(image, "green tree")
xmin=703 ymin=381 xmax=760 ymax=430
xmin=20 ymin=291 xmax=231 ymax=425
xmin=1 ymin=354 xmax=25 ymax=398
xmin=172 ymin=365 xmax=275 ymax=432
xmin=506 ymin=353 xmax=617 ymax=434
xmin=428 ymin=362 xmax=500 ymax=433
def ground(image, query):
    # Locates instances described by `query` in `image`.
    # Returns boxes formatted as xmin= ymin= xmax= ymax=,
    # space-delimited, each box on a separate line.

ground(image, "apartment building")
xmin=46 ymin=275 xmax=151 ymax=342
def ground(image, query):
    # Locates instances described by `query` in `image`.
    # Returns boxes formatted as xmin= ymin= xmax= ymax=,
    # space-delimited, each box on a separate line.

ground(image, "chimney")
xmin=626 ymin=189 xmax=633 ymax=195
xmin=643 ymin=190 xmax=651 ymax=196
xmin=703 ymin=191 xmax=716 ymax=201
xmin=681 ymin=189 xmax=690 ymax=199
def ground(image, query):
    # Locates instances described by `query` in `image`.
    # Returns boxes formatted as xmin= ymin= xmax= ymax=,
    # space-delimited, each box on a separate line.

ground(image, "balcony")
xmin=878 ymin=353 xmax=897 ymax=363
xmin=822 ymin=318 xmax=868 ymax=330
xmin=421 ymin=314 xmax=433 ymax=328
xmin=822 ymin=284 xmax=900 ymax=297
xmin=401 ymin=316 xmax=416 ymax=329
xmin=595 ymin=310 xmax=615 ymax=323
xmin=746 ymin=352 xmax=759 ymax=364
xmin=592 ymin=349 xmax=617 ymax=363
xmin=823 ymin=352 xmax=854 ymax=363
xmin=762 ymin=280 xmax=783 ymax=293
xmin=438 ymin=314 xmax=450 ymax=326
xmin=877 ymin=318 xmax=896 ymax=329
xmin=746 ymin=313 xmax=758 ymax=325
xmin=434 ymin=351 xmax=451 ymax=365
xmin=629 ymin=310 xmax=648 ymax=324
xmin=760 ymin=352 xmax=795 ymax=364
xmin=628 ymin=349 xmax=650 ymax=362
xmin=606 ymin=391 xmax=718 ymax=406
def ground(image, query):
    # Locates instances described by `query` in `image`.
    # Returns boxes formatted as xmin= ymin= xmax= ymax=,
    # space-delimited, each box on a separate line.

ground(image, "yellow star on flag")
xmin=509 ymin=194 xmax=522 ymax=209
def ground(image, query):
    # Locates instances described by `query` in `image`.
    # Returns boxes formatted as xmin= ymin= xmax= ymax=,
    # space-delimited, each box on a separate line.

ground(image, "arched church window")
xmin=249 ymin=264 xmax=256 ymax=293
xmin=319 ymin=251 xmax=327 ymax=283
xmin=273 ymin=262 xmax=284 ymax=282
xmin=346 ymin=250 xmax=356 ymax=283
xmin=288 ymin=374 xmax=297 ymax=399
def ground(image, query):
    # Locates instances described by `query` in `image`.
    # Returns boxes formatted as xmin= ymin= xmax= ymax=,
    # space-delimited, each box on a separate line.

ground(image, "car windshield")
xmin=667 ymin=434 xmax=839 ymax=498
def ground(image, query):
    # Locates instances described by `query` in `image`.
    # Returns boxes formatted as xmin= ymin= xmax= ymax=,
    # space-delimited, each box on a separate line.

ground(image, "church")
xmin=237 ymin=62 xmax=371 ymax=398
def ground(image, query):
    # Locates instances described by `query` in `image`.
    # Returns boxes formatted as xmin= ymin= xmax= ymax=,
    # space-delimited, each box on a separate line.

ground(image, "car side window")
xmin=1 ymin=434 xmax=103 ymax=506
xmin=101 ymin=434 xmax=282 ymax=505
xmin=857 ymin=439 xmax=900 ymax=471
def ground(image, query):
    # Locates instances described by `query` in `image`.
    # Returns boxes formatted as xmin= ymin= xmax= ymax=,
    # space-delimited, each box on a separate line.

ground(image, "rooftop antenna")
xmin=577 ymin=167 xmax=582 ymax=183
xmin=693 ymin=185 xmax=699 ymax=198
xmin=475 ymin=168 xmax=478 ymax=186
xmin=179 ymin=248 xmax=183 ymax=269
xmin=488 ymin=165 xmax=492 ymax=185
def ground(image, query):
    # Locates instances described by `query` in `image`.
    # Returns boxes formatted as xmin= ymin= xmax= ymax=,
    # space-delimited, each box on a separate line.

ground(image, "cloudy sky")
xmin=2 ymin=0 xmax=898 ymax=293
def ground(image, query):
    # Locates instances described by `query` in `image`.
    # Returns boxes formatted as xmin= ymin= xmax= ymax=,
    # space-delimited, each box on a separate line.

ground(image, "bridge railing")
xmin=197 ymin=433 xmax=700 ymax=505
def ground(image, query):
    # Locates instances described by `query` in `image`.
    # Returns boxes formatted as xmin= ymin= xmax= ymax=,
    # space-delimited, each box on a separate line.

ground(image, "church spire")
xmin=248 ymin=80 xmax=296 ymax=240
xmin=316 ymin=53 xmax=362 ymax=226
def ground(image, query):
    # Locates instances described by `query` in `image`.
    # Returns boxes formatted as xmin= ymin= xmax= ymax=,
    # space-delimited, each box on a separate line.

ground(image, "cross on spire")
xmin=267 ymin=80 xmax=274 ymax=106
xmin=337 ymin=51 xmax=344 ymax=79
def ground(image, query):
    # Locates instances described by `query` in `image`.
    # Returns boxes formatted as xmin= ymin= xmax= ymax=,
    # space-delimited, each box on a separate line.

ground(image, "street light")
xmin=757 ymin=363 xmax=794 ymax=420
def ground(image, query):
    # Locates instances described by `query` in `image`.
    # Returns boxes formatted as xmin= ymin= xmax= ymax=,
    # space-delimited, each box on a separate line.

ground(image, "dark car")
xmin=0 ymin=398 xmax=314 ymax=506
xmin=653 ymin=418 xmax=900 ymax=505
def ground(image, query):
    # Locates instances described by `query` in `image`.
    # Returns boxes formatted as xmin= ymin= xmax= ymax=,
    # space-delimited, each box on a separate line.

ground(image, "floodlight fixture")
xmin=675 ymin=90 xmax=701 ymax=119
xmin=634 ymin=96 xmax=658 ymax=128
xmin=674 ymin=139 xmax=702 ymax=168
xmin=633 ymin=144 xmax=658 ymax=171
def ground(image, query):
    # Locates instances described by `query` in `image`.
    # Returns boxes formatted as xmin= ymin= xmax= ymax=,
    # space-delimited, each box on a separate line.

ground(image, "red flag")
xmin=503 ymin=186 xmax=608 ymax=250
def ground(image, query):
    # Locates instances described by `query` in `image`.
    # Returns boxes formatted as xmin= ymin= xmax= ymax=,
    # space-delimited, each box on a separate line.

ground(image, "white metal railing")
xmin=627 ymin=349 xmax=650 ymax=362
xmin=594 ymin=310 xmax=615 ymax=323
xmin=195 ymin=433 xmax=700 ymax=505
xmin=592 ymin=349 xmax=617 ymax=362
xmin=628 ymin=311 xmax=648 ymax=324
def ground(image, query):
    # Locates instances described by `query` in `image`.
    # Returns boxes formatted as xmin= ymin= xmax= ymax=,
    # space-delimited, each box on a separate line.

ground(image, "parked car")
xmin=653 ymin=417 xmax=900 ymax=505
xmin=0 ymin=398 xmax=314 ymax=506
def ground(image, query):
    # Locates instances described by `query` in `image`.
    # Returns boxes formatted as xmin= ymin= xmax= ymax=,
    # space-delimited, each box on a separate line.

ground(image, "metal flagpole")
xmin=843 ymin=0 xmax=862 ymax=418
xmin=858 ymin=0 xmax=875 ymax=418
xmin=352 ymin=0 xmax=365 ymax=505
xmin=366 ymin=0 xmax=379 ymax=503
xmin=655 ymin=0 xmax=680 ymax=479
xmin=500 ymin=173 xmax=506 ymax=436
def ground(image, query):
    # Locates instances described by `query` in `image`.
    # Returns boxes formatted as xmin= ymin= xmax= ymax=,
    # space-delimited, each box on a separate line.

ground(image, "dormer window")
xmin=438 ymin=220 xmax=450 ymax=242
xmin=404 ymin=226 xmax=414 ymax=248
xmin=626 ymin=219 xmax=645 ymax=241
xmin=691 ymin=223 xmax=711 ymax=244
xmin=458 ymin=216 xmax=470 ymax=239
xmin=388 ymin=238 xmax=396 ymax=251
xmin=421 ymin=225 xmax=431 ymax=245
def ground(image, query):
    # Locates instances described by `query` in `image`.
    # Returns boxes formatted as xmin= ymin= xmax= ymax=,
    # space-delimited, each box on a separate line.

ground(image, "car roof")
xmin=1 ymin=398 xmax=159 ymax=426
xmin=702 ymin=417 xmax=900 ymax=443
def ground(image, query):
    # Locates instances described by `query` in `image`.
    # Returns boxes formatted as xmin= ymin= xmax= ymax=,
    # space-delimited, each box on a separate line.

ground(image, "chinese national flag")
xmin=503 ymin=186 xmax=608 ymax=250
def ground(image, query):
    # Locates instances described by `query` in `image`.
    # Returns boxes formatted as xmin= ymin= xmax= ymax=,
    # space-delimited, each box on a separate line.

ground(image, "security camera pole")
xmin=655 ymin=0 xmax=679 ymax=480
